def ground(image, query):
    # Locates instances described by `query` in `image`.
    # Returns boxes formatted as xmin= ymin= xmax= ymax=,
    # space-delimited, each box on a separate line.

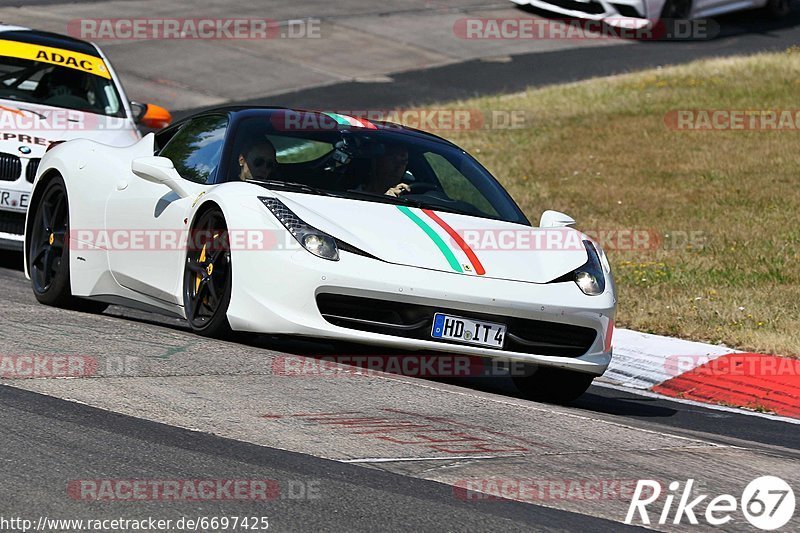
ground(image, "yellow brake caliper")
xmin=194 ymin=233 xmax=219 ymax=294
xmin=195 ymin=243 xmax=207 ymax=293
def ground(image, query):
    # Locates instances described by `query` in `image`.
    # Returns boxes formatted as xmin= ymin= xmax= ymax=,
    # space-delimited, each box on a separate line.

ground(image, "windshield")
xmin=0 ymin=54 xmax=124 ymax=117
xmin=228 ymin=116 xmax=529 ymax=225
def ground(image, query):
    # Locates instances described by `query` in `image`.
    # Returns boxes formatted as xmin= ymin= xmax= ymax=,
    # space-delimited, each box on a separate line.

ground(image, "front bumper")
xmin=0 ymin=209 xmax=26 ymax=251
xmin=226 ymin=248 xmax=616 ymax=376
xmin=0 ymin=154 xmax=36 ymax=251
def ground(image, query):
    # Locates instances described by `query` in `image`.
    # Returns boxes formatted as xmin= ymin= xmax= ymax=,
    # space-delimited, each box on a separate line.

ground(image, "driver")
xmin=36 ymin=67 xmax=88 ymax=100
xmin=238 ymin=139 xmax=277 ymax=181
xmin=363 ymin=143 xmax=410 ymax=197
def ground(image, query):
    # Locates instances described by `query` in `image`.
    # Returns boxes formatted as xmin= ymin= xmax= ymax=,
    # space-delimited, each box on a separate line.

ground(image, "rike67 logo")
xmin=625 ymin=476 xmax=795 ymax=530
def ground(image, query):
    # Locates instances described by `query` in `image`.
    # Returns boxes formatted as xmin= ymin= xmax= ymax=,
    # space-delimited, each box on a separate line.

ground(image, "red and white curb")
xmin=604 ymin=329 xmax=800 ymax=420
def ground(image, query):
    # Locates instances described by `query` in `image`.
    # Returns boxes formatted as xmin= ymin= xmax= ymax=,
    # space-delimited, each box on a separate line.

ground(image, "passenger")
xmin=238 ymin=139 xmax=277 ymax=181
xmin=363 ymin=144 xmax=410 ymax=197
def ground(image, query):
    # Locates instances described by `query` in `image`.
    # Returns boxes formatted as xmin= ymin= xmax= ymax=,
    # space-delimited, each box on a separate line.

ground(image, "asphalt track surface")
xmin=2 ymin=2 xmax=800 ymax=531
xmin=1 ymin=386 xmax=639 ymax=532
xmin=182 ymin=10 xmax=800 ymax=115
xmin=1 ymin=254 xmax=798 ymax=531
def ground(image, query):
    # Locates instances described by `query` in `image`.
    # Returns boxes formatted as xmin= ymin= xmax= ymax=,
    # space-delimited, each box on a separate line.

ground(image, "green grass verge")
xmin=431 ymin=50 xmax=800 ymax=356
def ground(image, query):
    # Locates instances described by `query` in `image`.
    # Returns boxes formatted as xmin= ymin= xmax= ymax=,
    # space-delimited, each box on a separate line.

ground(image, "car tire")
xmin=28 ymin=175 xmax=108 ymax=313
xmin=512 ymin=366 xmax=595 ymax=404
xmin=183 ymin=207 xmax=233 ymax=338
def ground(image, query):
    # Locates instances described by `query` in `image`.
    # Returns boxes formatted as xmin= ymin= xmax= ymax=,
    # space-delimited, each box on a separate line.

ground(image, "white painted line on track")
xmin=378 ymin=375 xmax=726 ymax=448
xmin=342 ymin=455 xmax=505 ymax=463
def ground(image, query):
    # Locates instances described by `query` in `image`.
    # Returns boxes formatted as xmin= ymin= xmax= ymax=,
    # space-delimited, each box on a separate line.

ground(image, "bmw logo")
xmin=18 ymin=146 xmax=31 ymax=154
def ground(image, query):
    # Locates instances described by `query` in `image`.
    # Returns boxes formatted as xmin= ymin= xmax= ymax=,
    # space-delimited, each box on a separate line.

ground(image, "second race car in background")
xmin=510 ymin=0 xmax=791 ymax=29
xmin=0 ymin=24 xmax=172 ymax=250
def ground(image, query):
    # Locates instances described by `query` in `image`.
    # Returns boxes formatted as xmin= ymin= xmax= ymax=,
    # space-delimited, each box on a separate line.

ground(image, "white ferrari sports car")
xmin=0 ymin=24 xmax=171 ymax=250
xmin=511 ymin=0 xmax=790 ymax=29
xmin=24 ymin=107 xmax=616 ymax=402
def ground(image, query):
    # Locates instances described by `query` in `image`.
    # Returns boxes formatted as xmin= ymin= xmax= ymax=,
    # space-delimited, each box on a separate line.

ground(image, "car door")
xmin=105 ymin=114 xmax=229 ymax=304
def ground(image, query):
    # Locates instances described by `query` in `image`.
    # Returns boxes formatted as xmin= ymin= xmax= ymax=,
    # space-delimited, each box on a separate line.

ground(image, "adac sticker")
xmin=0 ymin=39 xmax=111 ymax=79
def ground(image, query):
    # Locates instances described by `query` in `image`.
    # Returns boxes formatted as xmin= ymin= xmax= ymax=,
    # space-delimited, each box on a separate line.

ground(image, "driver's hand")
xmin=385 ymin=183 xmax=411 ymax=197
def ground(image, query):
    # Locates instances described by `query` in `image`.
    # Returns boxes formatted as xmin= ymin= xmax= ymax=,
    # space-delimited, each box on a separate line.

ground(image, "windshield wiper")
xmin=341 ymin=190 xmax=423 ymax=207
xmin=252 ymin=182 xmax=480 ymax=219
xmin=250 ymin=179 xmax=338 ymax=197
xmin=341 ymin=190 xmax=477 ymax=218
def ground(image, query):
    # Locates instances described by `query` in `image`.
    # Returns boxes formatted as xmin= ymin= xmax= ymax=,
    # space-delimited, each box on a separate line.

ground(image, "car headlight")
xmin=549 ymin=240 xmax=607 ymax=296
xmin=573 ymin=240 xmax=606 ymax=296
xmin=259 ymin=197 xmax=339 ymax=261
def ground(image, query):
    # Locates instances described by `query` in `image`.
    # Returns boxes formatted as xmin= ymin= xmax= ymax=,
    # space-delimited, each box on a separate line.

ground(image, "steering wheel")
xmin=403 ymin=182 xmax=437 ymax=195
xmin=43 ymin=93 xmax=91 ymax=109
xmin=50 ymin=85 xmax=73 ymax=97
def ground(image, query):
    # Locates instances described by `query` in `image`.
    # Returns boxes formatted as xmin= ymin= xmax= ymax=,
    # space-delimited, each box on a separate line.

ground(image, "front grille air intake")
xmin=0 ymin=153 xmax=22 ymax=182
xmin=316 ymin=293 xmax=598 ymax=358
xmin=25 ymin=158 xmax=41 ymax=183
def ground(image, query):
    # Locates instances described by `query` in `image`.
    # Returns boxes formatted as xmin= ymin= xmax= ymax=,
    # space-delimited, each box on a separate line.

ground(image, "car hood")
xmin=0 ymin=99 xmax=139 ymax=159
xmin=274 ymin=192 xmax=588 ymax=284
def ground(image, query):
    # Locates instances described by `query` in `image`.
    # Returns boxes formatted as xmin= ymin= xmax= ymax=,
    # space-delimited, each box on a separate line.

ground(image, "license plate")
xmin=431 ymin=313 xmax=506 ymax=349
xmin=0 ymin=189 xmax=29 ymax=212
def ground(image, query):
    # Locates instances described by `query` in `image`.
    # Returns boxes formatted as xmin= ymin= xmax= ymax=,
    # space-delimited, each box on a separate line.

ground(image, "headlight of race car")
xmin=573 ymin=240 xmax=606 ymax=296
xmin=259 ymin=197 xmax=339 ymax=261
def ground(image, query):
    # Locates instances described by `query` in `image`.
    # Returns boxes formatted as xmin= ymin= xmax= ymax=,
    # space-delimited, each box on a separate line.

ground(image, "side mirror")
xmin=130 ymin=101 xmax=147 ymax=123
xmin=131 ymin=156 xmax=192 ymax=198
xmin=130 ymin=101 xmax=172 ymax=129
xmin=539 ymin=210 xmax=576 ymax=228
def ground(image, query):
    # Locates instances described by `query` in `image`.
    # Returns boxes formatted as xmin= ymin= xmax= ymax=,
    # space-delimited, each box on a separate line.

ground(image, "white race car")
xmin=24 ymin=108 xmax=616 ymax=402
xmin=511 ymin=0 xmax=790 ymax=29
xmin=0 ymin=24 xmax=171 ymax=250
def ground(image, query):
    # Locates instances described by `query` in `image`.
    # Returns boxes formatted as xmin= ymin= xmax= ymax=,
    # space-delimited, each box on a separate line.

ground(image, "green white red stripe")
xmin=396 ymin=206 xmax=463 ymax=273
xmin=323 ymin=112 xmax=377 ymax=129
xmin=396 ymin=206 xmax=485 ymax=276
xmin=421 ymin=209 xmax=485 ymax=276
